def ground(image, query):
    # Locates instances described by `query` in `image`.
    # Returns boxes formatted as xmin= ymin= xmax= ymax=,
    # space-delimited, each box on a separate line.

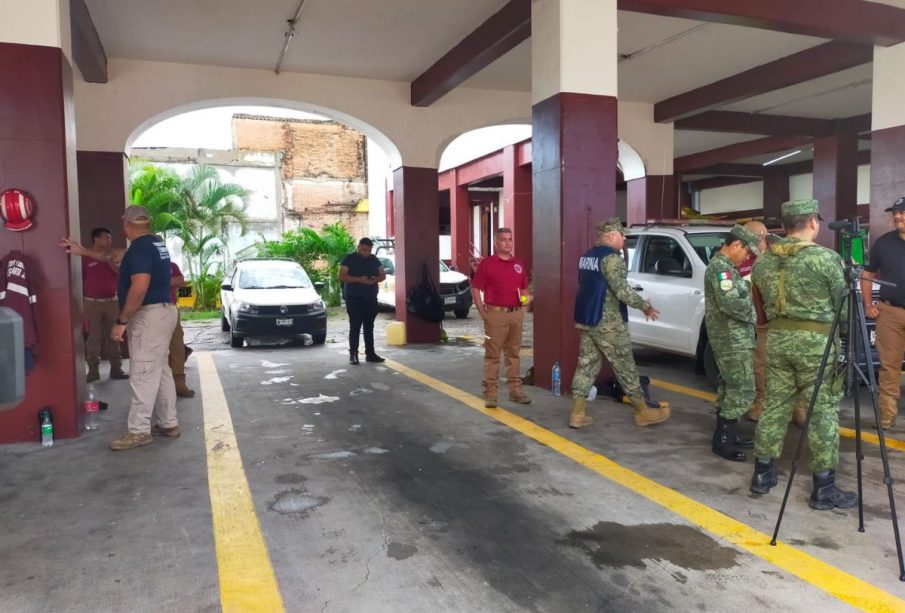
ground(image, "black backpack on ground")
xmin=406 ymin=263 xmax=446 ymax=323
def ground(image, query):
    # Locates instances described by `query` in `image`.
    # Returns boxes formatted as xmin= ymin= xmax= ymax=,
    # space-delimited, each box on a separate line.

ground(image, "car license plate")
xmin=276 ymin=318 xmax=293 ymax=326
xmin=444 ymin=296 xmax=456 ymax=305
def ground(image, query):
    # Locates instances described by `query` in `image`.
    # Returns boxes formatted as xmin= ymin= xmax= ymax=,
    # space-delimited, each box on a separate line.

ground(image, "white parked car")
xmin=624 ymin=225 xmax=731 ymax=386
xmin=376 ymin=254 xmax=473 ymax=318
xmin=220 ymin=258 xmax=327 ymax=348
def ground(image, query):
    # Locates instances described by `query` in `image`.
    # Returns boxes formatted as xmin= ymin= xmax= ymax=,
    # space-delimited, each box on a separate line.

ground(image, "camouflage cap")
xmin=122 ymin=205 xmax=151 ymax=224
xmin=729 ymin=224 xmax=761 ymax=257
xmin=596 ymin=217 xmax=626 ymax=235
xmin=781 ymin=198 xmax=823 ymax=221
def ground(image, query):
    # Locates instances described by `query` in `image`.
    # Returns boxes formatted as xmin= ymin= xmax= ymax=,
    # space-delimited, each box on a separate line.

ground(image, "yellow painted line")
xmin=648 ymin=377 xmax=905 ymax=453
xmin=384 ymin=358 xmax=905 ymax=613
xmin=839 ymin=427 xmax=905 ymax=453
xmin=197 ymin=352 xmax=285 ymax=613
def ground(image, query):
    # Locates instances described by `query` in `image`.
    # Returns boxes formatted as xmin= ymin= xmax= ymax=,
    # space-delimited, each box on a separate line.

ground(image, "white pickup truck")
xmin=624 ymin=224 xmax=733 ymax=386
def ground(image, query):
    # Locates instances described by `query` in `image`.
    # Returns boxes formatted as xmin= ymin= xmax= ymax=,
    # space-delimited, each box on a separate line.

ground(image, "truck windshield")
xmin=687 ymin=233 xmax=731 ymax=265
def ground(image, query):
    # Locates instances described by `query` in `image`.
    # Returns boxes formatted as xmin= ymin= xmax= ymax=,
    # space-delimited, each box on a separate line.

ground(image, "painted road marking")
xmin=197 ymin=352 xmax=285 ymax=613
xmin=649 ymin=377 xmax=905 ymax=453
xmin=384 ymin=358 xmax=905 ymax=613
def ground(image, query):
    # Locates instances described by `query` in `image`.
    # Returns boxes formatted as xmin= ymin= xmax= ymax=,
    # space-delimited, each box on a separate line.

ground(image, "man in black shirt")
xmin=339 ymin=238 xmax=386 ymax=364
xmin=862 ymin=196 xmax=905 ymax=429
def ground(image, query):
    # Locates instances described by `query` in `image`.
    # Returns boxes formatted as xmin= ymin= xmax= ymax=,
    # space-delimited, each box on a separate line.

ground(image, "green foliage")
xmin=259 ymin=222 xmax=356 ymax=306
xmin=129 ymin=162 xmax=251 ymax=311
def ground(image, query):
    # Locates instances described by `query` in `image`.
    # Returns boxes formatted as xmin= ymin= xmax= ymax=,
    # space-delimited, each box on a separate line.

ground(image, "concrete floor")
xmin=2 ymin=310 xmax=905 ymax=612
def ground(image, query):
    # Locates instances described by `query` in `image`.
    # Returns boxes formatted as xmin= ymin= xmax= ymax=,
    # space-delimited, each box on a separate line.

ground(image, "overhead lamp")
xmin=762 ymin=149 xmax=802 ymax=166
xmin=274 ymin=0 xmax=307 ymax=75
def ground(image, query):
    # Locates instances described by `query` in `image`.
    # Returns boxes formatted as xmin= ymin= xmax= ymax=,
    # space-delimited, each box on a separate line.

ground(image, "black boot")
xmin=809 ymin=470 xmax=857 ymax=510
xmin=711 ymin=414 xmax=747 ymax=462
xmin=750 ymin=458 xmax=778 ymax=495
xmin=350 ymin=351 xmax=360 ymax=365
xmin=734 ymin=431 xmax=754 ymax=449
xmin=365 ymin=352 xmax=385 ymax=363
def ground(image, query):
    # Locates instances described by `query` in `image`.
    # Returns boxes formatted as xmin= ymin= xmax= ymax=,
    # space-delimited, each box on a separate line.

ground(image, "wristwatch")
xmin=116 ymin=318 xmax=129 ymax=325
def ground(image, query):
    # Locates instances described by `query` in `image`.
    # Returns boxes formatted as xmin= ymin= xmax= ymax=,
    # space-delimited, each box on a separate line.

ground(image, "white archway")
xmin=617 ymin=139 xmax=647 ymax=181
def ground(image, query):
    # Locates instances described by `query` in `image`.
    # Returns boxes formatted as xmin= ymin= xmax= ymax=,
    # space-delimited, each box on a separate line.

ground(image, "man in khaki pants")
xmin=862 ymin=196 xmax=905 ymax=429
xmin=82 ymin=227 xmax=128 ymax=383
xmin=107 ymin=206 xmax=179 ymax=450
xmin=471 ymin=227 xmax=532 ymax=408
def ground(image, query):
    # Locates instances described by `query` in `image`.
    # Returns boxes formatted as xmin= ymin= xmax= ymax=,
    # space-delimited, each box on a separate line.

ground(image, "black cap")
xmin=885 ymin=196 xmax=905 ymax=213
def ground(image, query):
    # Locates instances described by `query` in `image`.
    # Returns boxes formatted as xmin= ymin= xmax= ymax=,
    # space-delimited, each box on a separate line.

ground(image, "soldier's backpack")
xmin=406 ymin=263 xmax=446 ymax=323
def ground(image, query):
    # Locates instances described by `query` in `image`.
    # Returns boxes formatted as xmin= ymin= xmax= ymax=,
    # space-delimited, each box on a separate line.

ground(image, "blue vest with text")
xmin=574 ymin=246 xmax=627 ymax=326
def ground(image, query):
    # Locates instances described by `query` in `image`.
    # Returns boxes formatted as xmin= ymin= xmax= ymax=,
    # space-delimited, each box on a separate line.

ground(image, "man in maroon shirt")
xmin=471 ymin=227 xmax=532 ymax=408
xmin=83 ymin=227 xmax=128 ymax=382
xmin=168 ymin=261 xmax=195 ymax=397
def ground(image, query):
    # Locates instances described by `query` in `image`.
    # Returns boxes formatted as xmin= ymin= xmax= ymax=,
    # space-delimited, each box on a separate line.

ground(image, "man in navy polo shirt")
xmin=339 ymin=237 xmax=386 ymax=365
xmin=108 ymin=206 xmax=179 ymax=450
xmin=471 ymin=227 xmax=532 ymax=408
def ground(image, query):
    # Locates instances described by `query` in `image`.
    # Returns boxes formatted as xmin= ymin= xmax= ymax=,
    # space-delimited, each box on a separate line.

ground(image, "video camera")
xmin=828 ymin=216 xmax=866 ymax=266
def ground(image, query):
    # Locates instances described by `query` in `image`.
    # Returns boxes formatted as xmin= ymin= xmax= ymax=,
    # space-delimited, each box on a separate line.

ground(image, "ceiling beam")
xmin=674 ymin=135 xmax=813 ymax=173
xmin=688 ymin=163 xmax=769 ymax=177
xmin=618 ymin=0 xmax=905 ymax=46
xmin=835 ymin=113 xmax=872 ymax=134
xmin=653 ymin=41 xmax=872 ymax=123
xmin=688 ymin=176 xmax=761 ymax=191
xmin=674 ymin=111 xmax=835 ymax=137
xmin=410 ymin=0 xmax=530 ymax=107
xmin=70 ymin=0 xmax=107 ymax=83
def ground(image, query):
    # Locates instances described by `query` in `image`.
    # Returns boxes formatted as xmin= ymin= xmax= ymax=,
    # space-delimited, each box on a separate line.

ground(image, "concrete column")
xmin=762 ymin=170 xmax=789 ymax=221
xmin=392 ymin=166 xmax=441 ymax=343
xmin=77 ymin=152 xmax=129 ymax=249
xmin=813 ymin=133 xmax=858 ymax=247
xmin=871 ymin=42 xmax=905 ymax=238
xmin=531 ymin=0 xmax=618 ymax=391
xmin=0 ymin=3 xmax=83 ymax=442
xmin=449 ymin=172 xmax=470 ymax=273
xmin=502 ymin=145 xmax=532 ymax=273
xmin=626 ymin=176 xmax=678 ymax=225
xmin=385 ymin=186 xmax=395 ymax=237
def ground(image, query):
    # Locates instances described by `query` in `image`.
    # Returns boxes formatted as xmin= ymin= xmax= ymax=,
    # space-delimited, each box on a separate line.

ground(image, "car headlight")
xmin=237 ymin=301 xmax=259 ymax=314
xmin=311 ymin=299 xmax=325 ymax=312
xmin=458 ymin=281 xmax=470 ymax=292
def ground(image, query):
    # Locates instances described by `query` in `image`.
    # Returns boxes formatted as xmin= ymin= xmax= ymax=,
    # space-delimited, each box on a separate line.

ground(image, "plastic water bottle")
xmin=552 ymin=361 xmax=562 ymax=396
xmin=586 ymin=385 xmax=598 ymax=402
xmin=85 ymin=384 xmax=100 ymax=431
xmin=39 ymin=407 xmax=53 ymax=447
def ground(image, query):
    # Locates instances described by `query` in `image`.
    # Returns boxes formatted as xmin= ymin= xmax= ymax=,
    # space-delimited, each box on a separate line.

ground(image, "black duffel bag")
xmin=406 ymin=262 xmax=446 ymax=323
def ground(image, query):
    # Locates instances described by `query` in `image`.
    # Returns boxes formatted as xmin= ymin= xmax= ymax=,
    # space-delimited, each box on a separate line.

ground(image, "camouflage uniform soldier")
xmin=704 ymin=225 xmax=760 ymax=462
xmin=569 ymin=218 xmax=671 ymax=429
xmin=749 ymin=199 xmax=856 ymax=511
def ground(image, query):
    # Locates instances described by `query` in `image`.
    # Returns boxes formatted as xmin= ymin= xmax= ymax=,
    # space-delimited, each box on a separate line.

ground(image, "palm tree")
xmin=128 ymin=161 xmax=182 ymax=237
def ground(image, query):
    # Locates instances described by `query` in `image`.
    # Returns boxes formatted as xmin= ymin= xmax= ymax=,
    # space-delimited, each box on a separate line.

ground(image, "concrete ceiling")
xmin=85 ymin=0 xmax=874 ymax=161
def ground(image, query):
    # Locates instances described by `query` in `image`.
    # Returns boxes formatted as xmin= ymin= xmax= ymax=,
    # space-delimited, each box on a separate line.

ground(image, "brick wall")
xmin=233 ymin=114 xmax=369 ymax=237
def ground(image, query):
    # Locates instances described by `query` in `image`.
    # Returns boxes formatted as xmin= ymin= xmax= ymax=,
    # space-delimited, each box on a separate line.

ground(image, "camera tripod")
xmin=769 ymin=220 xmax=905 ymax=581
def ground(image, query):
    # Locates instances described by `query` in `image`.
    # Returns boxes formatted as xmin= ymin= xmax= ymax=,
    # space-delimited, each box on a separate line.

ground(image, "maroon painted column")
xmin=0 ymin=43 xmax=84 ymax=442
xmin=762 ymin=170 xmax=789 ymax=221
xmin=870 ymin=125 xmax=905 ymax=238
xmin=503 ymin=145 xmax=532 ymax=273
xmin=385 ymin=189 xmax=395 ymax=237
xmin=449 ymin=172 xmax=470 ymax=273
xmin=626 ymin=175 xmax=678 ymax=226
xmin=392 ymin=166 xmax=441 ymax=343
xmin=532 ymin=93 xmax=618 ymax=391
xmin=813 ymin=133 xmax=858 ymax=247
xmin=77 ymin=152 xmax=128 ymax=248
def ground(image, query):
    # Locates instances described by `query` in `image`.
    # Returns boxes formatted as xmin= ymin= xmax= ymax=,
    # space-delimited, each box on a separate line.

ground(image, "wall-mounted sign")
xmin=0 ymin=189 xmax=36 ymax=231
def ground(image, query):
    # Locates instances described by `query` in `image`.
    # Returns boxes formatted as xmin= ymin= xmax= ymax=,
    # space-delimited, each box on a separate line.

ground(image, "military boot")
xmin=86 ymin=365 xmax=100 ymax=383
xmin=632 ymin=398 xmax=670 ymax=427
xmin=711 ymin=414 xmax=746 ymax=462
xmin=809 ymin=470 xmax=857 ymax=510
xmin=174 ymin=374 xmax=195 ymax=398
xmin=568 ymin=397 xmax=593 ymax=429
xmin=750 ymin=458 xmax=778 ymax=495
xmin=878 ymin=397 xmax=898 ymax=430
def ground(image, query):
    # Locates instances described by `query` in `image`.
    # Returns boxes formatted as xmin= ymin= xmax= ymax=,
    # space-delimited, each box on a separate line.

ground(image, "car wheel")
xmin=454 ymin=308 xmax=469 ymax=319
xmin=312 ymin=331 xmax=327 ymax=345
xmin=703 ymin=341 xmax=718 ymax=389
xmin=230 ymin=330 xmax=244 ymax=348
xmin=221 ymin=310 xmax=230 ymax=332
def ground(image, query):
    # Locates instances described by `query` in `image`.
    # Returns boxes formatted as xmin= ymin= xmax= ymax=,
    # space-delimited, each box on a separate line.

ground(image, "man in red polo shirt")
xmin=471 ymin=227 xmax=532 ymax=408
xmin=83 ymin=227 xmax=128 ymax=382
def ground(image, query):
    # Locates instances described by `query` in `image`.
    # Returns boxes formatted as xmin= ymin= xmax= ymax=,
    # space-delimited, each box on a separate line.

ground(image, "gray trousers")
xmin=126 ymin=303 xmax=178 ymax=434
